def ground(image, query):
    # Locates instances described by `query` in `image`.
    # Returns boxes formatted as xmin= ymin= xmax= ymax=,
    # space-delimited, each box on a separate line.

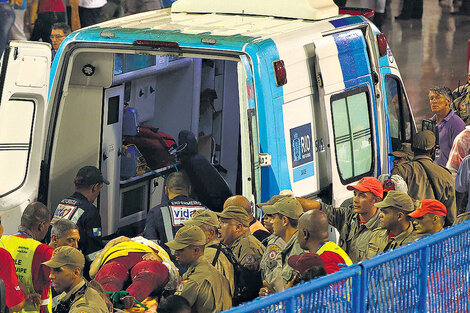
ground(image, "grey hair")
xmin=429 ymin=86 xmax=452 ymax=102
xmin=51 ymin=219 xmax=78 ymax=238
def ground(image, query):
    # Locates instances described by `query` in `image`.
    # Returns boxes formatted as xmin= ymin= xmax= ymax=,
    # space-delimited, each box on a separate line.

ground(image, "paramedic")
xmin=429 ymin=86 xmax=465 ymax=166
xmin=0 ymin=202 xmax=53 ymax=313
xmin=409 ymin=199 xmax=446 ymax=236
xmin=182 ymin=209 xmax=235 ymax=298
xmin=44 ymin=246 xmax=110 ymax=313
xmin=0 ymin=215 xmax=26 ymax=312
xmin=295 ymin=209 xmax=352 ymax=274
xmin=168 ymin=225 xmax=232 ymax=313
xmin=392 ymin=130 xmax=457 ymax=226
xmin=53 ymin=166 xmax=108 ymax=262
xmin=223 ymin=195 xmax=270 ymax=244
xmin=296 ymin=177 xmax=383 ymax=263
xmin=259 ymin=198 xmax=306 ymax=294
xmin=366 ymin=191 xmax=422 ymax=259
xmin=144 ymin=171 xmax=207 ymax=244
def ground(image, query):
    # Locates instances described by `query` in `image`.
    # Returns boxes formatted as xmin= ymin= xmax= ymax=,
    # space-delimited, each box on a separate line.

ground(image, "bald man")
xmin=296 ymin=210 xmax=352 ymax=274
xmin=224 ymin=196 xmax=270 ymax=244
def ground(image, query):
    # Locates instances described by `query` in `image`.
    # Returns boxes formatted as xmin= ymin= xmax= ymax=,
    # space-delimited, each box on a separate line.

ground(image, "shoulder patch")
xmin=245 ymin=254 xmax=256 ymax=265
xmin=177 ymin=280 xmax=188 ymax=292
xmin=267 ymin=249 xmax=279 ymax=261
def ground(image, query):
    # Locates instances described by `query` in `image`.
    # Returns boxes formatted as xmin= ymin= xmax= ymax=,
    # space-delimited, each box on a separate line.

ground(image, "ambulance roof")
xmin=80 ymin=6 xmax=366 ymax=45
xmin=171 ymin=0 xmax=339 ymax=21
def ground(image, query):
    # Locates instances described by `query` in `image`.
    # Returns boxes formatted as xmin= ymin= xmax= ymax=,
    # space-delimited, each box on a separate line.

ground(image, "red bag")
xmin=124 ymin=126 xmax=177 ymax=169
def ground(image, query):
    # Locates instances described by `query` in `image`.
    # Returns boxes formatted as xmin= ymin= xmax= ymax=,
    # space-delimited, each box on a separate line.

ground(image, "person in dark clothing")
xmin=30 ymin=0 xmax=66 ymax=43
xmin=395 ymin=0 xmax=423 ymax=20
xmin=143 ymin=172 xmax=207 ymax=244
xmin=52 ymin=166 xmax=108 ymax=263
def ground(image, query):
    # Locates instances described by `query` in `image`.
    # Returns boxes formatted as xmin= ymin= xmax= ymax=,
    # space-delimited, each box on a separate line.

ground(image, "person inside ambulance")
xmin=0 ymin=202 xmax=53 ymax=313
xmin=143 ymin=171 xmax=207 ymax=244
xmin=89 ymin=236 xmax=178 ymax=309
xmin=53 ymin=166 xmax=109 ymax=264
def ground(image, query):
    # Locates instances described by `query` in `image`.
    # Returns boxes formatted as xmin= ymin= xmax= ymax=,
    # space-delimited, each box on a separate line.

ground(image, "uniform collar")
xmin=59 ymin=280 xmax=86 ymax=302
xmin=230 ymin=231 xmax=251 ymax=248
xmin=353 ymin=209 xmax=381 ymax=230
xmin=206 ymin=238 xmax=220 ymax=247
xmin=185 ymin=256 xmax=206 ymax=277
xmin=281 ymin=230 xmax=299 ymax=256
xmin=387 ymin=222 xmax=414 ymax=243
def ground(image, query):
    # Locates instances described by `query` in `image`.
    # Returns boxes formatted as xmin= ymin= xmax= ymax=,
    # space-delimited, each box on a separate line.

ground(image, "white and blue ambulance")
xmin=0 ymin=0 xmax=416 ymax=235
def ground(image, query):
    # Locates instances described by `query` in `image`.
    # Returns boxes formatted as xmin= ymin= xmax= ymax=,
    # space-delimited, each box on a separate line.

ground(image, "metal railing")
xmin=225 ymin=221 xmax=470 ymax=313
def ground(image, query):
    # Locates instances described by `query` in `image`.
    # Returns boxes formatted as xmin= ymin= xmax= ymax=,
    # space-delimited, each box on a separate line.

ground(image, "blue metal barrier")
xmin=224 ymin=221 xmax=470 ymax=313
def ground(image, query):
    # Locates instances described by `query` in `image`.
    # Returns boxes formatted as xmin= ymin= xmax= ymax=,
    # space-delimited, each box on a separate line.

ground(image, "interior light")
xmin=377 ymin=33 xmax=388 ymax=57
xmin=133 ymin=40 xmax=180 ymax=50
xmin=273 ymin=60 xmax=287 ymax=87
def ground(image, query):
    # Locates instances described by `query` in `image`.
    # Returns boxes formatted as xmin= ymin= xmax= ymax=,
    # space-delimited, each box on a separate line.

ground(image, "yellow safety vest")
xmin=100 ymin=241 xmax=166 ymax=267
xmin=317 ymin=241 xmax=353 ymax=266
xmin=0 ymin=235 xmax=50 ymax=313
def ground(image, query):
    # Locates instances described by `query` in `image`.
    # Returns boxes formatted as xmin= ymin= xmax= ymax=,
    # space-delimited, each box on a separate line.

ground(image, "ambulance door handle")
xmin=118 ymin=148 xmax=122 ymax=157
xmin=103 ymin=152 xmax=108 ymax=161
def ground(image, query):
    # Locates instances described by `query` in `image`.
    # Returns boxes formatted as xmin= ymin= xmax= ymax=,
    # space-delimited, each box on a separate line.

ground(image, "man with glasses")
xmin=50 ymin=22 xmax=71 ymax=59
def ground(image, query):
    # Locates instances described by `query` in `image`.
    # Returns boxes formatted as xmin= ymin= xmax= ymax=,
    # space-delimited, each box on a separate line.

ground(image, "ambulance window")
xmin=385 ymin=76 xmax=413 ymax=150
xmin=331 ymin=89 xmax=373 ymax=182
xmin=0 ymin=100 xmax=35 ymax=196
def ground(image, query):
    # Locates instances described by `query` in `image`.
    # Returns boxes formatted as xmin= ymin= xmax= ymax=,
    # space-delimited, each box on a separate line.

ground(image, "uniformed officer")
xmin=366 ymin=191 xmax=422 ymax=259
xmin=409 ymin=199 xmax=447 ymax=236
xmin=182 ymin=209 xmax=235 ymax=298
xmin=294 ymin=177 xmax=384 ymax=263
xmin=223 ymin=195 xmax=270 ymax=244
xmin=260 ymin=197 xmax=306 ymax=293
xmin=451 ymin=69 xmax=470 ymax=124
xmin=43 ymin=246 xmax=110 ymax=313
xmin=388 ymin=143 xmax=414 ymax=168
xmin=217 ymin=205 xmax=264 ymax=303
xmin=167 ymin=226 xmax=232 ymax=313
xmin=144 ymin=172 xmax=207 ymax=243
xmin=217 ymin=206 xmax=265 ymax=270
xmin=392 ymin=130 xmax=457 ymax=226
xmin=53 ymin=166 xmax=108 ymax=261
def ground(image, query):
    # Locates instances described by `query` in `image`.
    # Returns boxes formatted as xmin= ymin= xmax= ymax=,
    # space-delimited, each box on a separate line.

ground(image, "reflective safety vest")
xmin=0 ymin=235 xmax=48 ymax=313
xmin=317 ymin=241 xmax=353 ymax=266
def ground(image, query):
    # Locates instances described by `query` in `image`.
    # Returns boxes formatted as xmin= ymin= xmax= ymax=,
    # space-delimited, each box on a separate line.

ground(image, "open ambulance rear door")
xmin=0 ymin=41 xmax=51 ymax=234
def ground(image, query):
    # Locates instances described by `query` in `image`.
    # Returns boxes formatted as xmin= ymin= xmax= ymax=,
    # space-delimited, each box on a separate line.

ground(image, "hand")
xmin=142 ymin=253 xmax=162 ymax=262
xmin=120 ymin=295 xmax=135 ymax=310
xmin=285 ymin=271 xmax=301 ymax=289
xmin=258 ymin=280 xmax=275 ymax=297
xmin=25 ymin=293 xmax=41 ymax=308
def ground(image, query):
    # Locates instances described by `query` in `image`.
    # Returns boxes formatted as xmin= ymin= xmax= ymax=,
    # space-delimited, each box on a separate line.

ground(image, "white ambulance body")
xmin=0 ymin=0 xmax=415 ymax=235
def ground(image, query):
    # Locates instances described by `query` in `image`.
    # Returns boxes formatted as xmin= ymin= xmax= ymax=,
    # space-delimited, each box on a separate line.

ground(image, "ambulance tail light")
xmin=377 ymin=33 xmax=388 ymax=57
xmin=273 ymin=60 xmax=287 ymax=86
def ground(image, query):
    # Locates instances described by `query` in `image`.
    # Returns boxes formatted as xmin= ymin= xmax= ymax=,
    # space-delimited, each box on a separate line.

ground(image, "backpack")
xmin=209 ymin=242 xmax=262 ymax=306
xmin=124 ymin=126 xmax=177 ymax=170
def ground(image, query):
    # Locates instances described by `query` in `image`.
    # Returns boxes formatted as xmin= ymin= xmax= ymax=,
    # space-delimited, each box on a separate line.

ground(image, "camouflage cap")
xmin=375 ymin=190 xmax=414 ymax=212
xmin=261 ymin=197 xmax=303 ymax=220
xmin=182 ymin=209 xmax=220 ymax=228
xmin=42 ymin=246 xmax=85 ymax=269
xmin=165 ymin=225 xmax=206 ymax=250
xmin=413 ymin=130 xmax=436 ymax=151
xmin=217 ymin=206 xmax=251 ymax=227
xmin=388 ymin=143 xmax=414 ymax=160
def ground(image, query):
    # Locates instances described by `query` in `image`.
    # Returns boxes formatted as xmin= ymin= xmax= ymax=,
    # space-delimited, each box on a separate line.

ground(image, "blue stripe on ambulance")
xmin=245 ymin=39 xmax=291 ymax=202
xmin=379 ymin=66 xmax=394 ymax=172
xmin=329 ymin=16 xmax=365 ymax=28
xmin=331 ymin=31 xmax=382 ymax=176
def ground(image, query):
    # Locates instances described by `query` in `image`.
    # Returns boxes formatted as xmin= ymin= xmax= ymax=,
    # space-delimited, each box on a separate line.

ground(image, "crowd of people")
xmin=2 ymin=96 xmax=470 ymax=312
xmin=0 ymin=0 xmax=174 ymax=57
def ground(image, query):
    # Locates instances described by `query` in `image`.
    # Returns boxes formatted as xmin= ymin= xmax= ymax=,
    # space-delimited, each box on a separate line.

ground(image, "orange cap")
xmin=346 ymin=177 xmax=383 ymax=199
xmin=408 ymin=199 xmax=447 ymax=218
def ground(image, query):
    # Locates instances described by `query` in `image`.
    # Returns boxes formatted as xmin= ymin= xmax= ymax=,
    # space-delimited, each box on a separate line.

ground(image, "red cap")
xmin=346 ymin=177 xmax=383 ymax=199
xmin=408 ymin=199 xmax=447 ymax=218
xmin=287 ymin=253 xmax=325 ymax=275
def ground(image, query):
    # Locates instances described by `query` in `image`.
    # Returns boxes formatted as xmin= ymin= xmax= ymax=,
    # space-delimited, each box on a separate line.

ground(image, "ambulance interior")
xmin=47 ymin=50 xmax=254 ymax=236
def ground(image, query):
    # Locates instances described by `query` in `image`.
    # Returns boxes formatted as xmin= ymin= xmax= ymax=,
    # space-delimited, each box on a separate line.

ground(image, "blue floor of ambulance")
xmin=349 ymin=0 xmax=470 ymax=125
